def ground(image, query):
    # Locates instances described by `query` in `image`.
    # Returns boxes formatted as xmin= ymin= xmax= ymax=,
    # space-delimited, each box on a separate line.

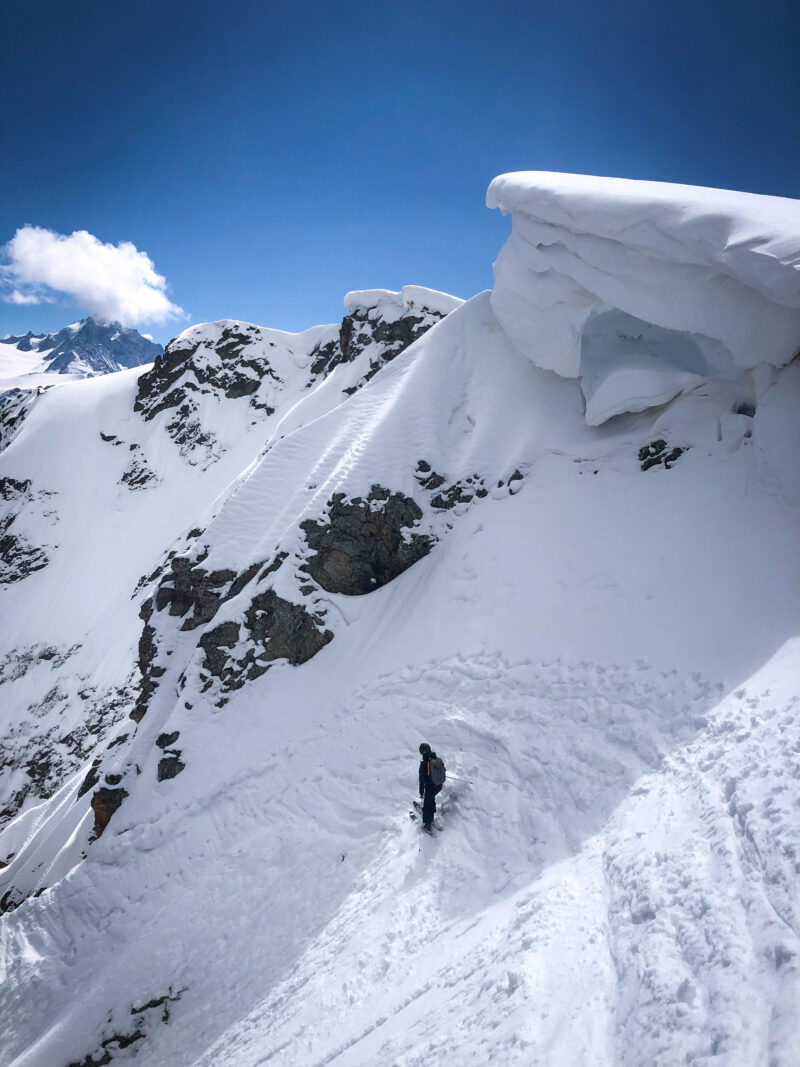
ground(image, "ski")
xmin=409 ymin=802 xmax=445 ymax=831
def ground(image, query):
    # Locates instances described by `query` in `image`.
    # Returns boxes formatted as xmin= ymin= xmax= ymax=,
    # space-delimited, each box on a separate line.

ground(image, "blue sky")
xmin=2 ymin=0 xmax=799 ymax=343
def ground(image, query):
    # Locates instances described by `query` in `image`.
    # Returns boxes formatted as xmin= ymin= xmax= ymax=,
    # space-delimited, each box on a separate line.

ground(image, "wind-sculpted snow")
xmin=488 ymin=172 xmax=800 ymax=425
xmin=0 ymin=186 xmax=799 ymax=1067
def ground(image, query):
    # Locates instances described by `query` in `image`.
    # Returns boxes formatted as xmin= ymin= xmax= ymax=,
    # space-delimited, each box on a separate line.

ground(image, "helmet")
xmin=419 ymin=743 xmax=431 ymax=757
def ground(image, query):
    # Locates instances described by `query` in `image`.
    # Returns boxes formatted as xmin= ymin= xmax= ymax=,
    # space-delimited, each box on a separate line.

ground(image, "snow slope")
xmin=0 ymin=184 xmax=798 ymax=1067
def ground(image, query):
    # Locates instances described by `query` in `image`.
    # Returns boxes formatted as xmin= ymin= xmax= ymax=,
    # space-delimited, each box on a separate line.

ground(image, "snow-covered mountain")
xmin=0 ymin=176 xmax=798 ymax=1067
xmin=0 ymin=317 xmax=163 ymax=387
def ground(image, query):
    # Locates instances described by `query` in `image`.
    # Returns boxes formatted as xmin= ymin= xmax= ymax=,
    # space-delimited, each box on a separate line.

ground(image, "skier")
xmin=418 ymin=742 xmax=445 ymax=833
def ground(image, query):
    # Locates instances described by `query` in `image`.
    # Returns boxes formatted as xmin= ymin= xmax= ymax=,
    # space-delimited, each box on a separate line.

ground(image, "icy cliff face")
xmin=487 ymin=172 xmax=800 ymax=424
xmin=0 ymin=187 xmax=798 ymax=1067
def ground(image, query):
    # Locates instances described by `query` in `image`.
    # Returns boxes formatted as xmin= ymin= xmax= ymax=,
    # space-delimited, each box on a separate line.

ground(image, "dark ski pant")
xmin=422 ymin=784 xmax=442 ymax=826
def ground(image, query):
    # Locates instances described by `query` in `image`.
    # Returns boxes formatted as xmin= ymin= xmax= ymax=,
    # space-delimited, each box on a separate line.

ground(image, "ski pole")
xmin=446 ymin=775 xmax=472 ymax=784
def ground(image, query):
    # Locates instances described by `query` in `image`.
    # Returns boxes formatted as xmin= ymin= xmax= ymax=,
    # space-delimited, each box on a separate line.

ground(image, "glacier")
xmin=0 ymin=182 xmax=798 ymax=1067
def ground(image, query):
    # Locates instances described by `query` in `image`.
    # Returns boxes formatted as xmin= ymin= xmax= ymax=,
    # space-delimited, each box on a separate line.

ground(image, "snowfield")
xmin=0 ymin=179 xmax=798 ymax=1067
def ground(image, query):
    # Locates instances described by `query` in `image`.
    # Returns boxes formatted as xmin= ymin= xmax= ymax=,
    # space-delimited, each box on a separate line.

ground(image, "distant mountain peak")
xmin=0 ymin=317 xmax=163 ymax=377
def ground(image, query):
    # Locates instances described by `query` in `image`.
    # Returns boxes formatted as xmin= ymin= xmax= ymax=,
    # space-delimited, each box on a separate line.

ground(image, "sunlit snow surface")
xmin=0 ymin=195 xmax=799 ymax=1067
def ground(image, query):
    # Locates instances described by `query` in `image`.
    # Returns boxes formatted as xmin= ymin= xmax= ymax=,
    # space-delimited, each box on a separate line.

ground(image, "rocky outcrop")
xmin=307 ymin=298 xmax=448 ymax=393
xmin=0 ymin=389 xmax=37 ymax=456
xmin=0 ymin=476 xmax=51 ymax=584
xmin=157 ymin=755 xmax=185 ymax=782
xmin=133 ymin=543 xmax=327 ymax=711
xmin=0 ymin=526 xmax=49 ymax=583
xmin=152 ymin=554 xmax=264 ymax=631
xmin=90 ymin=785 xmax=129 ymax=838
xmin=0 ymin=675 xmax=133 ymax=826
xmin=131 ymin=615 xmax=163 ymax=723
xmin=134 ymin=324 xmax=281 ymax=465
xmin=197 ymin=591 xmax=332 ymax=695
xmin=65 ymin=987 xmax=184 ymax=1066
xmin=413 ymin=460 xmax=492 ymax=510
xmin=300 ymin=486 xmax=434 ymax=595
xmin=639 ymin=439 xmax=687 ymax=472
xmin=120 ymin=459 xmax=159 ymax=490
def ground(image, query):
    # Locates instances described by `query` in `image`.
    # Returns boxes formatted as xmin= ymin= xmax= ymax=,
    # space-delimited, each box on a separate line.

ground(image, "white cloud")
xmin=7 ymin=288 xmax=46 ymax=305
xmin=2 ymin=226 xmax=186 ymax=325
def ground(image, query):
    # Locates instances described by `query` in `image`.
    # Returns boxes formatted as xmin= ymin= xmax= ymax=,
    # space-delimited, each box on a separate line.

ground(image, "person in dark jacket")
xmin=418 ymin=742 xmax=442 ymax=832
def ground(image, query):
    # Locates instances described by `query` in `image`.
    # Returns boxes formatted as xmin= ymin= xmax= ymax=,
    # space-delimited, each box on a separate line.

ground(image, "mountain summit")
xmin=1 ymin=317 xmax=163 ymax=378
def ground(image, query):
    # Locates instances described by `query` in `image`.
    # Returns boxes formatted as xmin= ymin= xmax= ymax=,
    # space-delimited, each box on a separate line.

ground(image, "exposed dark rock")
xmin=133 ymin=552 xmax=270 ymax=719
xmin=155 ymin=558 xmax=235 ymax=621
xmin=0 ymin=642 xmax=79 ymax=685
xmin=77 ymin=758 xmax=102 ymax=798
xmin=639 ymin=439 xmax=687 ymax=472
xmin=0 ymin=887 xmax=24 ymax=915
xmin=157 ymin=755 xmax=185 ymax=782
xmin=308 ymin=300 xmax=447 ymax=391
xmin=134 ymin=324 xmax=279 ymax=464
xmin=66 ymin=987 xmax=184 ymax=1066
xmin=0 ymin=476 xmax=32 ymax=499
xmin=133 ymin=548 xmax=179 ymax=597
xmin=228 ymin=560 xmax=263 ymax=600
xmin=0 ymin=388 xmax=37 ymax=456
xmin=0 ymin=477 xmax=51 ymax=584
xmin=198 ymin=621 xmax=242 ymax=679
xmin=414 ymin=460 xmax=447 ymax=492
xmin=130 ymin=987 xmax=185 ymax=1021
xmin=156 ymin=731 xmax=180 ymax=749
xmin=151 ymin=555 xmax=262 ymax=631
xmin=131 ymin=623 xmax=163 ymax=721
xmin=244 ymin=589 xmax=332 ymax=667
xmin=414 ymin=463 xmax=494 ymax=511
xmin=0 ymin=530 xmax=49 ymax=583
xmin=120 ymin=458 xmax=158 ymax=491
xmin=0 ymin=672 xmax=132 ymax=826
xmin=430 ymin=483 xmax=474 ymax=510
xmin=66 ymin=1029 xmax=143 ymax=1066
xmin=197 ymin=590 xmax=332 ymax=694
xmin=90 ymin=786 xmax=129 ymax=838
xmin=300 ymin=487 xmax=433 ymax=596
